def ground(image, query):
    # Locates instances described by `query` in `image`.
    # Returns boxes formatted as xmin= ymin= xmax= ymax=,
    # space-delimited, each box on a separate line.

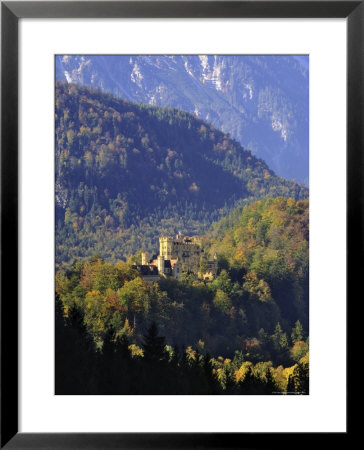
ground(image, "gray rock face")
xmin=56 ymin=55 xmax=309 ymax=184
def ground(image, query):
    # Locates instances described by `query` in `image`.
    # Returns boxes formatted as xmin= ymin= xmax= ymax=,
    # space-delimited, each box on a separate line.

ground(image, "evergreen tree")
xmin=291 ymin=320 xmax=304 ymax=343
xmin=203 ymin=353 xmax=220 ymax=394
xmin=293 ymin=362 xmax=309 ymax=395
xmin=55 ymin=299 xmax=96 ymax=394
xmin=264 ymin=367 xmax=279 ymax=394
xmin=272 ymin=322 xmax=284 ymax=348
xmin=142 ymin=322 xmax=168 ymax=363
xmin=239 ymin=366 xmax=255 ymax=394
xmin=286 ymin=374 xmax=296 ymax=394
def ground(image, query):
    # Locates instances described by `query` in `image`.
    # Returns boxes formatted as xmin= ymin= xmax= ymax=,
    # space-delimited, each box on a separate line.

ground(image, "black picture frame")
xmin=1 ymin=1 xmax=356 ymax=448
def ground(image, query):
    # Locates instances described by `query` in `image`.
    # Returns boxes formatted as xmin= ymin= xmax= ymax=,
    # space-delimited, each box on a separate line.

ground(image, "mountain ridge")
xmin=56 ymin=55 xmax=309 ymax=184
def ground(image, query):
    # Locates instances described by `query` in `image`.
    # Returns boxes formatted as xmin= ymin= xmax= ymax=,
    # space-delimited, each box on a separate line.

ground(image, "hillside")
xmin=56 ymin=55 xmax=309 ymax=183
xmin=56 ymin=197 xmax=309 ymax=394
xmin=202 ymin=196 xmax=309 ymax=330
xmin=55 ymin=82 xmax=308 ymax=265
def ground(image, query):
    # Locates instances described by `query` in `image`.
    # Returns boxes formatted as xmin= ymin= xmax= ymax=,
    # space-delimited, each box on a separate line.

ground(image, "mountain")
xmin=55 ymin=82 xmax=308 ymax=265
xmin=56 ymin=55 xmax=309 ymax=184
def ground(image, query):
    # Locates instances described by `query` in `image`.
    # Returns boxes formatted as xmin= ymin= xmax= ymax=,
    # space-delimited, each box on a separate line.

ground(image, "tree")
xmin=272 ymin=322 xmax=289 ymax=350
xmin=293 ymin=361 xmax=309 ymax=394
xmin=264 ymin=367 xmax=279 ymax=394
xmin=291 ymin=320 xmax=304 ymax=343
xmin=114 ymin=334 xmax=131 ymax=359
xmin=117 ymin=277 xmax=150 ymax=327
xmin=55 ymin=299 xmax=96 ymax=394
xmin=239 ymin=366 xmax=257 ymax=394
xmin=243 ymin=271 xmax=272 ymax=303
xmin=290 ymin=341 xmax=308 ymax=362
xmin=212 ymin=269 xmax=233 ymax=295
xmin=203 ymin=353 xmax=220 ymax=394
xmin=258 ymin=328 xmax=268 ymax=344
xmin=286 ymin=374 xmax=296 ymax=394
xmin=83 ymin=290 xmax=113 ymax=345
xmin=213 ymin=289 xmax=232 ymax=314
xmin=142 ymin=322 xmax=168 ymax=363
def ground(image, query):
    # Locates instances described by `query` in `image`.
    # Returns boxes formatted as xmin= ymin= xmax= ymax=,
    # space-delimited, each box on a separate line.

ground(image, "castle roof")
xmin=133 ymin=264 xmax=159 ymax=276
xmin=150 ymin=258 xmax=179 ymax=269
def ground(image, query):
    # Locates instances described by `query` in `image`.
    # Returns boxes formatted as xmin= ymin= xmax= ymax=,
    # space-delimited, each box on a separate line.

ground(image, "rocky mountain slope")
xmin=56 ymin=55 xmax=309 ymax=184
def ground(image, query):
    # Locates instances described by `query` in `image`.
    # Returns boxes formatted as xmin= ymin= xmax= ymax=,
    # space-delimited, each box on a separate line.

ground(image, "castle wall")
xmin=140 ymin=234 xmax=216 ymax=282
xmin=159 ymin=235 xmax=201 ymax=274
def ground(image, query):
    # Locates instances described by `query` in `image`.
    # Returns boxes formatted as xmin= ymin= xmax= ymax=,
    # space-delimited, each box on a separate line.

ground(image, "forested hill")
xmin=201 ymin=197 xmax=309 ymax=330
xmin=56 ymin=197 xmax=309 ymax=394
xmin=55 ymin=82 xmax=308 ymax=265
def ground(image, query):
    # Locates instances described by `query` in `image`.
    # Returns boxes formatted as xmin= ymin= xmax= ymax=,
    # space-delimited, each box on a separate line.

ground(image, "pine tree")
xmin=239 ymin=366 xmax=255 ymax=394
xmin=142 ymin=322 xmax=168 ymax=363
xmin=272 ymin=322 xmax=284 ymax=346
xmin=286 ymin=374 xmax=296 ymax=394
xmin=294 ymin=362 xmax=309 ymax=394
xmin=55 ymin=300 xmax=95 ymax=394
xmin=291 ymin=320 xmax=304 ymax=344
xmin=115 ymin=334 xmax=131 ymax=359
xmin=203 ymin=353 xmax=220 ymax=394
xmin=264 ymin=367 xmax=279 ymax=394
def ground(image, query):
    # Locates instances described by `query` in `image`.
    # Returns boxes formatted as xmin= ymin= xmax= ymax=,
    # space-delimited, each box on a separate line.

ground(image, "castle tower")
xmin=159 ymin=236 xmax=173 ymax=259
xmin=141 ymin=252 xmax=149 ymax=265
xmin=157 ymin=255 xmax=165 ymax=274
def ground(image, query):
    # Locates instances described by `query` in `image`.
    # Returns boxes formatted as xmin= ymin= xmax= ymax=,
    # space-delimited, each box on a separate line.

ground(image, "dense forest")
xmin=56 ymin=303 xmax=308 ymax=395
xmin=55 ymin=82 xmax=308 ymax=267
xmin=56 ymin=197 xmax=309 ymax=395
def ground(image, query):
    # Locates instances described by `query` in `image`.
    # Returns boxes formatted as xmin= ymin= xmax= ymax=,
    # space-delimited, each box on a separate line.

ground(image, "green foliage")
xmin=290 ymin=340 xmax=309 ymax=362
xmin=56 ymin=291 xmax=308 ymax=395
xmin=117 ymin=277 xmax=150 ymax=316
xmin=56 ymin=195 xmax=308 ymax=369
xmin=56 ymin=237 xmax=308 ymax=370
xmin=205 ymin=196 xmax=309 ymax=332
xmin=213 ymin=289 xmax=232 ymax=314
xmin=272 ymin=322 xmax=289 ymax=350
xmin=289 ymin=359 xmax=309 ymax=394
xmin=291 ymin=320 xmax=304 ymax=343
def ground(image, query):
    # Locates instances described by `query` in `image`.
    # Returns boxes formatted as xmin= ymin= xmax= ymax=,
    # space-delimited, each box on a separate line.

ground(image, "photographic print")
xmin=55 ymin=55 xmax=309 ymax=395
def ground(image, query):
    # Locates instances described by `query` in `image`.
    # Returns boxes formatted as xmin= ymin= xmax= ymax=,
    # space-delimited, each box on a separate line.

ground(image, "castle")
xmin=134 ymin=233 xmax=217 ymax=282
